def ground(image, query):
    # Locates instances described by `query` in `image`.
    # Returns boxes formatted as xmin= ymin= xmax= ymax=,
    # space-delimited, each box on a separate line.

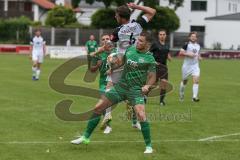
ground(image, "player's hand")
xmin=198 ymin=56 xmax=203 ymax=60
xmin=96 ymin=46 xmax=105 ymax=54
xmin=106 ymin=69 xmax=112 ymax=75
xmin=142 ymin=85 xmax=150 ymax=94
xmin=127 ymin=2 xmax=137 ymax=9
xmin=90 ymin=52 xmax=96 ymax=57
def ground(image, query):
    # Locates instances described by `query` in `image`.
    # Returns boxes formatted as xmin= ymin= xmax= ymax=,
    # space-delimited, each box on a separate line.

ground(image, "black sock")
xmin=160 ymin=89 xmax=166 ymax=102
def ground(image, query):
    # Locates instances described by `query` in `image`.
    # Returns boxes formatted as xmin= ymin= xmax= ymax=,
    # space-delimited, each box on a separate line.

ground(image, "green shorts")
xmin=105 ymin=83 xmax=145 ymax=106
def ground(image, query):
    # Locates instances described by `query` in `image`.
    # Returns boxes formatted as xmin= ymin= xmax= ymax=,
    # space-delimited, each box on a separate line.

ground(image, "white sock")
xmin=180 ymin=81 xmax=185 ymax=95
xmin=32 ymin=67 xmax=37 ymax=77
xmin=193 ymin=84 xmax=199 ymax=98
xmin=36 ymin=69 xmax=41 ymax=79
xmin=104 ymin=107 xmax=112 ymax=119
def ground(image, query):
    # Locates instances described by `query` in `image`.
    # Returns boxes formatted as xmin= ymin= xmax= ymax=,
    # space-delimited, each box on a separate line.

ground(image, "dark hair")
xmin=116 ymin=5 xmax=131 ymax=20
xmin=159 ymin=29 xmax=167 ymax=34
xmin=188 ymin=31 xmax=198 ymax=37
xmin=140 ymin=31 xmax=152 ymax=44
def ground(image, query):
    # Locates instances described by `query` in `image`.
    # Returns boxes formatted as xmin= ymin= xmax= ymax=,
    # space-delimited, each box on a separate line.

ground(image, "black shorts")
xmin=156 ymin=64 xmax=168 ymax=81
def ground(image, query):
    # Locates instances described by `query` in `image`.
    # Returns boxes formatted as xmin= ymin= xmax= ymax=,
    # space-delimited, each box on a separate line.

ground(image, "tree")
xmin=168 ymin=0 xmax=184 ymax=10
xmin=72 ymin=0 xmax=81 ymax=8
xmin=45 ymin=6 xmax=77 ymax=27
xmin=138 ymin=6 xmax=180 ymax=32
xmin=91 ymin=8 xmax=118 ymax=28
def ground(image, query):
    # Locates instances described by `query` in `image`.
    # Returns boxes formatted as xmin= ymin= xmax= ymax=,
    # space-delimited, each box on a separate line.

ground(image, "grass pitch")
xmin=0 ymin=54 xmax=239 ymax=160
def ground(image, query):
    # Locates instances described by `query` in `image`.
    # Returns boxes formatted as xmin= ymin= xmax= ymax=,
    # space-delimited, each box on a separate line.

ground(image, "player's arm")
xmin=142 ymin=60 xmax=156 ymax=94
xmin=85 ymin=41 xmax=89 ymax=53
xmin=180 ymin=50 xmax=196 ymax=58
xmin=90 ymin=46 xmax=105 ymax=57
xmin=198 ymin=50 xmax=203 ymax=60
xmin=127 ymin=3 xmax=156 ymax=21
xmin=29 ymin=39 xmax=33 ymax=58
xmin=90 ymin=60 xmax=102 ymax=72
xmin=142 ymin=72 xmax=156 ymax=94
xmin=179 ymin=44 xmax=195 ymax=58
xmin=43 ymin=41 xmax=46 ymax=56
xmin=168 ymin=53 xmax=172 ymax=62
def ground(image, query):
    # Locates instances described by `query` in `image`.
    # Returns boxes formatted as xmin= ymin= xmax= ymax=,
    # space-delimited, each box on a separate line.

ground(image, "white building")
xmin=205 ymin=13 xmax=240 ymax=49
xmin=0 ymin=0 xmax=76 ymax=24
xmin=161 ymin=0 xmax=240 ymax=32
xmin=76 ymin=1 xmax=105 ymax=25
xmin=160 ymin=0 xmax=240 ymax=49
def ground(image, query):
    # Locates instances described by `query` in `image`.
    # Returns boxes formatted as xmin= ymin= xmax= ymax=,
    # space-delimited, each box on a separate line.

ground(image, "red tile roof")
xmin=32 ymin=0 xmax=56 ymax=10
xmin=32 ymin=0 xmax=81 ymax=12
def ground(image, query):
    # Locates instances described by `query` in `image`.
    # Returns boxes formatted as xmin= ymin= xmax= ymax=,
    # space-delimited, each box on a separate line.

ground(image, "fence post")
xmin=51 ymin=27 xmax=55 ymax=45
xmin=75 ymin=28 xmax=79 ymax=45
xmin=29 ymin=26 xmax=33 ymax=39
xmin=16 ymin=30 xmax=19 ymax=42
xmin=170 ymin=32 xmax=174 ymax=48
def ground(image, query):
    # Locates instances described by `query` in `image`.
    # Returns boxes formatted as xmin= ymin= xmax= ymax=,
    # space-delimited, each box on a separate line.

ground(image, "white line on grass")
xmin=198 ymin=132 xmax=240 ymax=141
xmin=0 ymin=139 xmax=239 ymax=144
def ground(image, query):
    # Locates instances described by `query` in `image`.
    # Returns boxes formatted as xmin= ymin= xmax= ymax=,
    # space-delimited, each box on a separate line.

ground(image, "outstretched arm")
xmin=127 ymin=3 xmax=156 ymax=21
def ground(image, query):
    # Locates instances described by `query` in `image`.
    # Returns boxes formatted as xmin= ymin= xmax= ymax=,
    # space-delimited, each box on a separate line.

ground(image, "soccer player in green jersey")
xmin=90 ymin=34 xmax=113 ymax=134
xmin=71 ymin=32 xmax=156 ymax=154
xmin=85 ymin=35 xmax=98 ymax=69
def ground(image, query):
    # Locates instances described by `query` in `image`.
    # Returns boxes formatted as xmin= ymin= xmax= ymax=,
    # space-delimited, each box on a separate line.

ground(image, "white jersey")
xmin=111 ymin=15 xmax=149 ymax=55
xmin=182 ymin=42 xmax=200 ymax=66
xmin=30 ymin=36 xmax=46 ymax=53
xmin=109 ymin=16 xmax=148 ymax=75
xmin=181 ymin=42 xmax=201 ymax=80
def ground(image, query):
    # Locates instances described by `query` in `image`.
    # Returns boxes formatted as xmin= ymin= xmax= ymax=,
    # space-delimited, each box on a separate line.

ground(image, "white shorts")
xmin=106 ymin=70 xmax=123 ymax=84
xmin=182 ymin=64 xmax=200 ymax=80
xmin=32 ymin=51 xmax=44 ymax=63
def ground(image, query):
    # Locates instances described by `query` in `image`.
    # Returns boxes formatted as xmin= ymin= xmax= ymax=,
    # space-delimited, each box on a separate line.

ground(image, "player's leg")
xmin=179 ymin=65 xmax=189 ymax=101
xmin=100 ymin=79 xmax=113 ymax=132
xmin=35 ymin=53 xmax=44 ymax=80
xmin=159 ymin=67 xmax=168 ymax=106
xmin=31 ymin=52 xmax=38 ymax=80
xmin=71 ymin=96 xmax=113 ymax=144
xmin=179 ymin=79 xmax=188 ymax=101
xmin=160 ymin=78 xmax=168 ymax=105
xmin=134 ymin=104 xmax=152 ymax=153
xmin=192 ymin=66 xmax=200 ymax=102
xmin=35 ymin=63 xmax=41 ymax=80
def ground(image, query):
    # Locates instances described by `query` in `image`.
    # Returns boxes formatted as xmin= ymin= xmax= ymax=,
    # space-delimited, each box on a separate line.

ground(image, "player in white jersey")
xmin=179 ymin=32 xmax=202 ymax=102
xmin=95 ymin=3 xmax=156 ymax=130
xmin=30 ymin=29 xmax=46 ymax=81
xmin=109 ymin=3 xmax=155 ymax=84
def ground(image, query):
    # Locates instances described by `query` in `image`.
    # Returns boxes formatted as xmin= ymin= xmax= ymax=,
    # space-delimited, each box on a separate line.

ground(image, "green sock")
xmin=140 ymin=121 xmax=152 ymax=147
xmin=132 ymin=110 xmax=137 ymax=125
xmin=83 ymin=113 xmax=101 ymax=138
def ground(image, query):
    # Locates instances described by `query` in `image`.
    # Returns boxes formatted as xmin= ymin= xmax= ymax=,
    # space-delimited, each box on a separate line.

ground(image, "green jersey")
xmin=119 ymin=46 xmax=156 ymax=89
xmin=85 ymin=40 xmax=98 ymax=54
xmin=91 ymin=51 xmax=110 ymax=93
xmin=91 ymin=52 xmax=109 ymax=78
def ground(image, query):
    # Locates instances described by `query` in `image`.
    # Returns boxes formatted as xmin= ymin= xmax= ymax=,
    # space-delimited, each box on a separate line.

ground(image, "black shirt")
xmin=150 ymin=41 xmax=170 ymax=65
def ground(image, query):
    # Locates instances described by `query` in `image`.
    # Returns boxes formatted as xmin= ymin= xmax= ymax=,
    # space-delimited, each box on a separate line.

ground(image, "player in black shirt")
xmin=150 ymin=29 xmax=172 ymax=106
